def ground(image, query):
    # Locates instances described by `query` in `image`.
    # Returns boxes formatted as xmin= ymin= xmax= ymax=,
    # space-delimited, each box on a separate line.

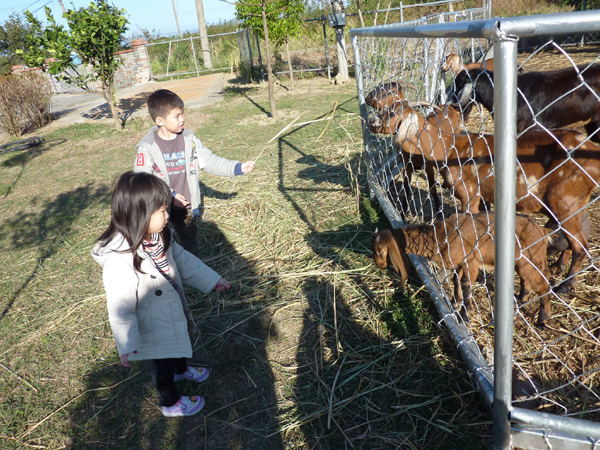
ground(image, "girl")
xmin=92 ymin=171 xmax=231 ymax=417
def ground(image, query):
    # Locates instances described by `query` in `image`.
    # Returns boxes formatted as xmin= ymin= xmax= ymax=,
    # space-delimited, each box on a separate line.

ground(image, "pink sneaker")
xmin=174 ymin=366 xmax=210 ymax=383
xmin=161 ymin=396 xmax=205 ymax=417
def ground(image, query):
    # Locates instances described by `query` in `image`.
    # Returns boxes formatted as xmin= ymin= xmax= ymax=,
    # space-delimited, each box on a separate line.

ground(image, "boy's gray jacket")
xmin=91 ymin=234 xmax=222 ymax=361
xmin=134 ymin=127 xmax=239 ymax=210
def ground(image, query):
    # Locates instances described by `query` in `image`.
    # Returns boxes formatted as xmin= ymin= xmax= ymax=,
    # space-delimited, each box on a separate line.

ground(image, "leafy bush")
xmin=0 ymin=71 xmax=52 ymax=137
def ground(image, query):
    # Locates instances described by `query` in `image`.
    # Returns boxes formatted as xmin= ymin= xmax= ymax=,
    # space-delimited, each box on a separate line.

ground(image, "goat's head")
xmin=368 ymin=100 xmax=423 ymax=140
xmin=441 ymin=53 xmax=462 ymax=74
xmin=365 ymin=81 xmax=416 ymax=110
xmin=372 ymin=229 xmax=410 ymax=283
xmin=451 ymin=68 xmax=494 ymax=108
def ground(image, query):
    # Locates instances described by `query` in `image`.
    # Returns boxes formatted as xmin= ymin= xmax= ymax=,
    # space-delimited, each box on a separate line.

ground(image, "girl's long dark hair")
xmin=97 ymin=171 xmax=172 ymax=273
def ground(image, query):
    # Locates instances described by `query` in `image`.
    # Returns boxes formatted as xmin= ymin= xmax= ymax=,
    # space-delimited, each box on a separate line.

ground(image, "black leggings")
xmin=169 ymin=206 xmax=198 ymax=255
xmin=151 ymin=358 xmax=188 ymax=406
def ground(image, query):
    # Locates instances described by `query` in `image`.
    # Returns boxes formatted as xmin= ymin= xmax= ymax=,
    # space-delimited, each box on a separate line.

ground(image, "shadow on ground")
xmin=81 ymin=93 xmax=150 ymax=122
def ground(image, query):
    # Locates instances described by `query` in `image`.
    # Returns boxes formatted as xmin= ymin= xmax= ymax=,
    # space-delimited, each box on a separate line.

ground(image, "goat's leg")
xmin=393 ymin=158 xmax=415 ymax=218
xmin=516 ymin=260 xmax=551 ymax=326
xmin=555 ymin=212 xmax=589 ymax=293
xmin=453 ymin=266 xmax=471 ymax=321
xmin=546 ymin=209 xmax=590 ymax=275
xmin=425 ymin=164 xmax=442 ymax=214
xmin=460 ymin=262 xmax=480 ymax=320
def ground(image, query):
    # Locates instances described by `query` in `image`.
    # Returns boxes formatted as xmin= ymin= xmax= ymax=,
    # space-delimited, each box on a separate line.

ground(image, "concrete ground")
xmin=48 ymin=72 xmax=226 ymax=129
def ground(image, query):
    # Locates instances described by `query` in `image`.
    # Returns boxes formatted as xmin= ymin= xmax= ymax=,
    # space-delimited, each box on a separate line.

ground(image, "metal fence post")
xmin=491 ymin=30 xmax=519 ymax=450
xmin=190 ymin=36 xmax=200 ymax=76
xmin=166 ymin=41 xmax=172 ymax=76
xmin=323 ymin=16 xmax=331 ymax=80
xmin=255 ymin=33 xmax=265 ymax=82
xmin=246 ymin=29 xmax=255 ymax=80
xmin=351 ymin=34 xmax=376 ymax=201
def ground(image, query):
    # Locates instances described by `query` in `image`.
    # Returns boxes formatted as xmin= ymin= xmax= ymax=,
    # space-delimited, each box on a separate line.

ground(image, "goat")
xmin=367 ymin=85 xmax=463 ymax=214
xmin=441 ymin=52 xmax=495 ymax=74
xmin=370 ymin=100 xmax=600 ymax=293
xmin=452 ymin=64 xmax=600 ymax=142
xmin=372 ymin=212 xmax=553 ymax=325
xmin=365 ymin=81 xmax=416 ymax=111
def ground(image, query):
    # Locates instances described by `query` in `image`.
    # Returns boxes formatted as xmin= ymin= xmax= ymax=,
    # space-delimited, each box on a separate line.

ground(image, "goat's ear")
xmin=388 ymin=242 xmax=410 ymax=284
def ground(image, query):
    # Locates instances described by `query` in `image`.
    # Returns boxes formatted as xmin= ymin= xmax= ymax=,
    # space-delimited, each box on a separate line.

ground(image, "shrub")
xmin=0 ymin=71 xmax=52 ymax=137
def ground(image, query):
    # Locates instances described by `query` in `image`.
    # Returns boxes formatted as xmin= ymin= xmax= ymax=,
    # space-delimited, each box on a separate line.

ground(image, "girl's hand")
xmin=120 ymin=353 xmax=131 ymax=368
xmin=241 ymin=161 xmax=255 ymax=174
xmin=214 ymin=278 xmax=231 ymax=292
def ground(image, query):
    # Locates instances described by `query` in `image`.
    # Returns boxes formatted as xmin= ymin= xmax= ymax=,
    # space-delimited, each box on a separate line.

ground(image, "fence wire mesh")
xmin=353 ymin=18 xmax=600 ymax=435
xmin=146 ymin=31 xmax=241 ymax=79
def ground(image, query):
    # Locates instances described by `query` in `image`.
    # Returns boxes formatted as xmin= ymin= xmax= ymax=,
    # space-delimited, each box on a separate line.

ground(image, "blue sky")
xmin=0 ymin=0 xmax=238 ymax=38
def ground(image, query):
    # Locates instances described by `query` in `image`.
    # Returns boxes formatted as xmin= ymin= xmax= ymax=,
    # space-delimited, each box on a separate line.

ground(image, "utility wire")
xmin=31 ymin=0 xmax=57 ymax=15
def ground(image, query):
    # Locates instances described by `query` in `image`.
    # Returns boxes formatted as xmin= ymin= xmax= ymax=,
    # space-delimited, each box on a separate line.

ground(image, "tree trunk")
xmin=101 ymin=81 xmax=122 ymax=130
xmin=286 ymin=39 xmax=294 ymax=91
xmin=194 ymin=0 xmax=212 ymax=69
xmin=373 ymin=0 xmax=381 ymax=25
xmin=334 ymin=28 xmax=348 ymax=82
xmin=355 ymin=0 xmax=365 ymax=27
xmin=261 ymin=2 xmax=277 ymax=119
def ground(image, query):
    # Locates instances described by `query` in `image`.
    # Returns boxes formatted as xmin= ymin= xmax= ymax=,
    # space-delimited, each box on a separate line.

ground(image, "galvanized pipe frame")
xmin=351 ymin=10 xmax=600 ymax=450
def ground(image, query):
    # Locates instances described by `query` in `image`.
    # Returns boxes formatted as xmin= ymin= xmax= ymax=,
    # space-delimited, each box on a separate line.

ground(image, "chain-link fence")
xmin=146 ymin=30 xmax=241 ymax=79
xmin=352 ymin=9 xmax=600 ymax=450
xmin=265 ymin=0 xmax=486 ymax=80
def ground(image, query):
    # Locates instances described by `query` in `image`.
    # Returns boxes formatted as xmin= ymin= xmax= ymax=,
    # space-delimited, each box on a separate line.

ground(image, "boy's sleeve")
xmin=133 ymin=144 xmax=153 ymax=174
xmin=194 ymin=136 xmax=239 ymax=178
xmin=171 ymin=241 xmax=222 ymax=293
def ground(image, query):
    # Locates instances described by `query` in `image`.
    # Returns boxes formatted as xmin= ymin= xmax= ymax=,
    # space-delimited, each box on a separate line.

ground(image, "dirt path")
xmin=47 ymin=72 xmax=227 ymax=130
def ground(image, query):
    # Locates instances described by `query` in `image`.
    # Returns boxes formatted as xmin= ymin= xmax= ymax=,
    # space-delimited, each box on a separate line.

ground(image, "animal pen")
xmin=351 ymin=10 xmax=600 ymax=450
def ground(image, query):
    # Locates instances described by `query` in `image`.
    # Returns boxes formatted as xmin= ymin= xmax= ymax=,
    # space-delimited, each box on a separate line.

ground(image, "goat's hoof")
xmin=536 ymin=314 xmax=549 ymax=328
xmin=459 ymin=306 xmax=471 ymax=323
xmin=549 ymin=263 xmax=566 ymax=276
xmin=555 ymin=281 xmax=575 ymax=294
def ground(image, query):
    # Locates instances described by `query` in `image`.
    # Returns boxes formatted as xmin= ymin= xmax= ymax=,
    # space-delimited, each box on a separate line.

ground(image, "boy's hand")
xmin=120 ymin=353 xmax=131 ymax=368
xmin=214 ymin=278 xmax=232 ymax=292
xmin=173 ymin=193 xmax=190 ymax=209
xmin=241 ymin=161 xmax=255 ymax=174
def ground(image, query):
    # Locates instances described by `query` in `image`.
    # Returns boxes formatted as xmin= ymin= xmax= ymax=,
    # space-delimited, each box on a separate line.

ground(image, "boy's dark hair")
xmin=97 ymin=171 xmax=172 ymax=273
xmin=147 ymin=89 xmax=185 ymax=122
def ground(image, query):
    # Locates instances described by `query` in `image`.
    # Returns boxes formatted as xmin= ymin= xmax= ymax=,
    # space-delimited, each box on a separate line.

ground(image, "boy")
xmin=134 ymin=89 xmax=255 ymax=254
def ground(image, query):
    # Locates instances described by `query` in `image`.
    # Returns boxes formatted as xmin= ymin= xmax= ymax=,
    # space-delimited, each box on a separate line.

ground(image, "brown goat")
xmin=441 ymin=52 xmax=495 ymax=74
xmin=370 ymin=100 xmax=600 ymax=293
xmin=372 ymin=213 xmax=553 ymax=325
xmin=365 ymin=81 xmax=415 ymax=110
xmin=366 ymin=86 xmax=463 ymax=214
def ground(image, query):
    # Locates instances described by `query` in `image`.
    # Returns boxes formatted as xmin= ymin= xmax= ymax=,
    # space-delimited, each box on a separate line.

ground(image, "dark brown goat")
xmin=452 ymin=64 xmax=600 ymax=142
xmin=372 ymin=213 xmax=553 ymax=325
xmin=371 ymin=100 xmax=600 ymax=293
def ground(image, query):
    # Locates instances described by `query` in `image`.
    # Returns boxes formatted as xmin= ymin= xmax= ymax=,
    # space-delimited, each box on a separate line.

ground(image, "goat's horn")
xmin=406 ymin=99 xmax=432 ymax=108
xmin=398 ymin=81 xmax=417 ymax=91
